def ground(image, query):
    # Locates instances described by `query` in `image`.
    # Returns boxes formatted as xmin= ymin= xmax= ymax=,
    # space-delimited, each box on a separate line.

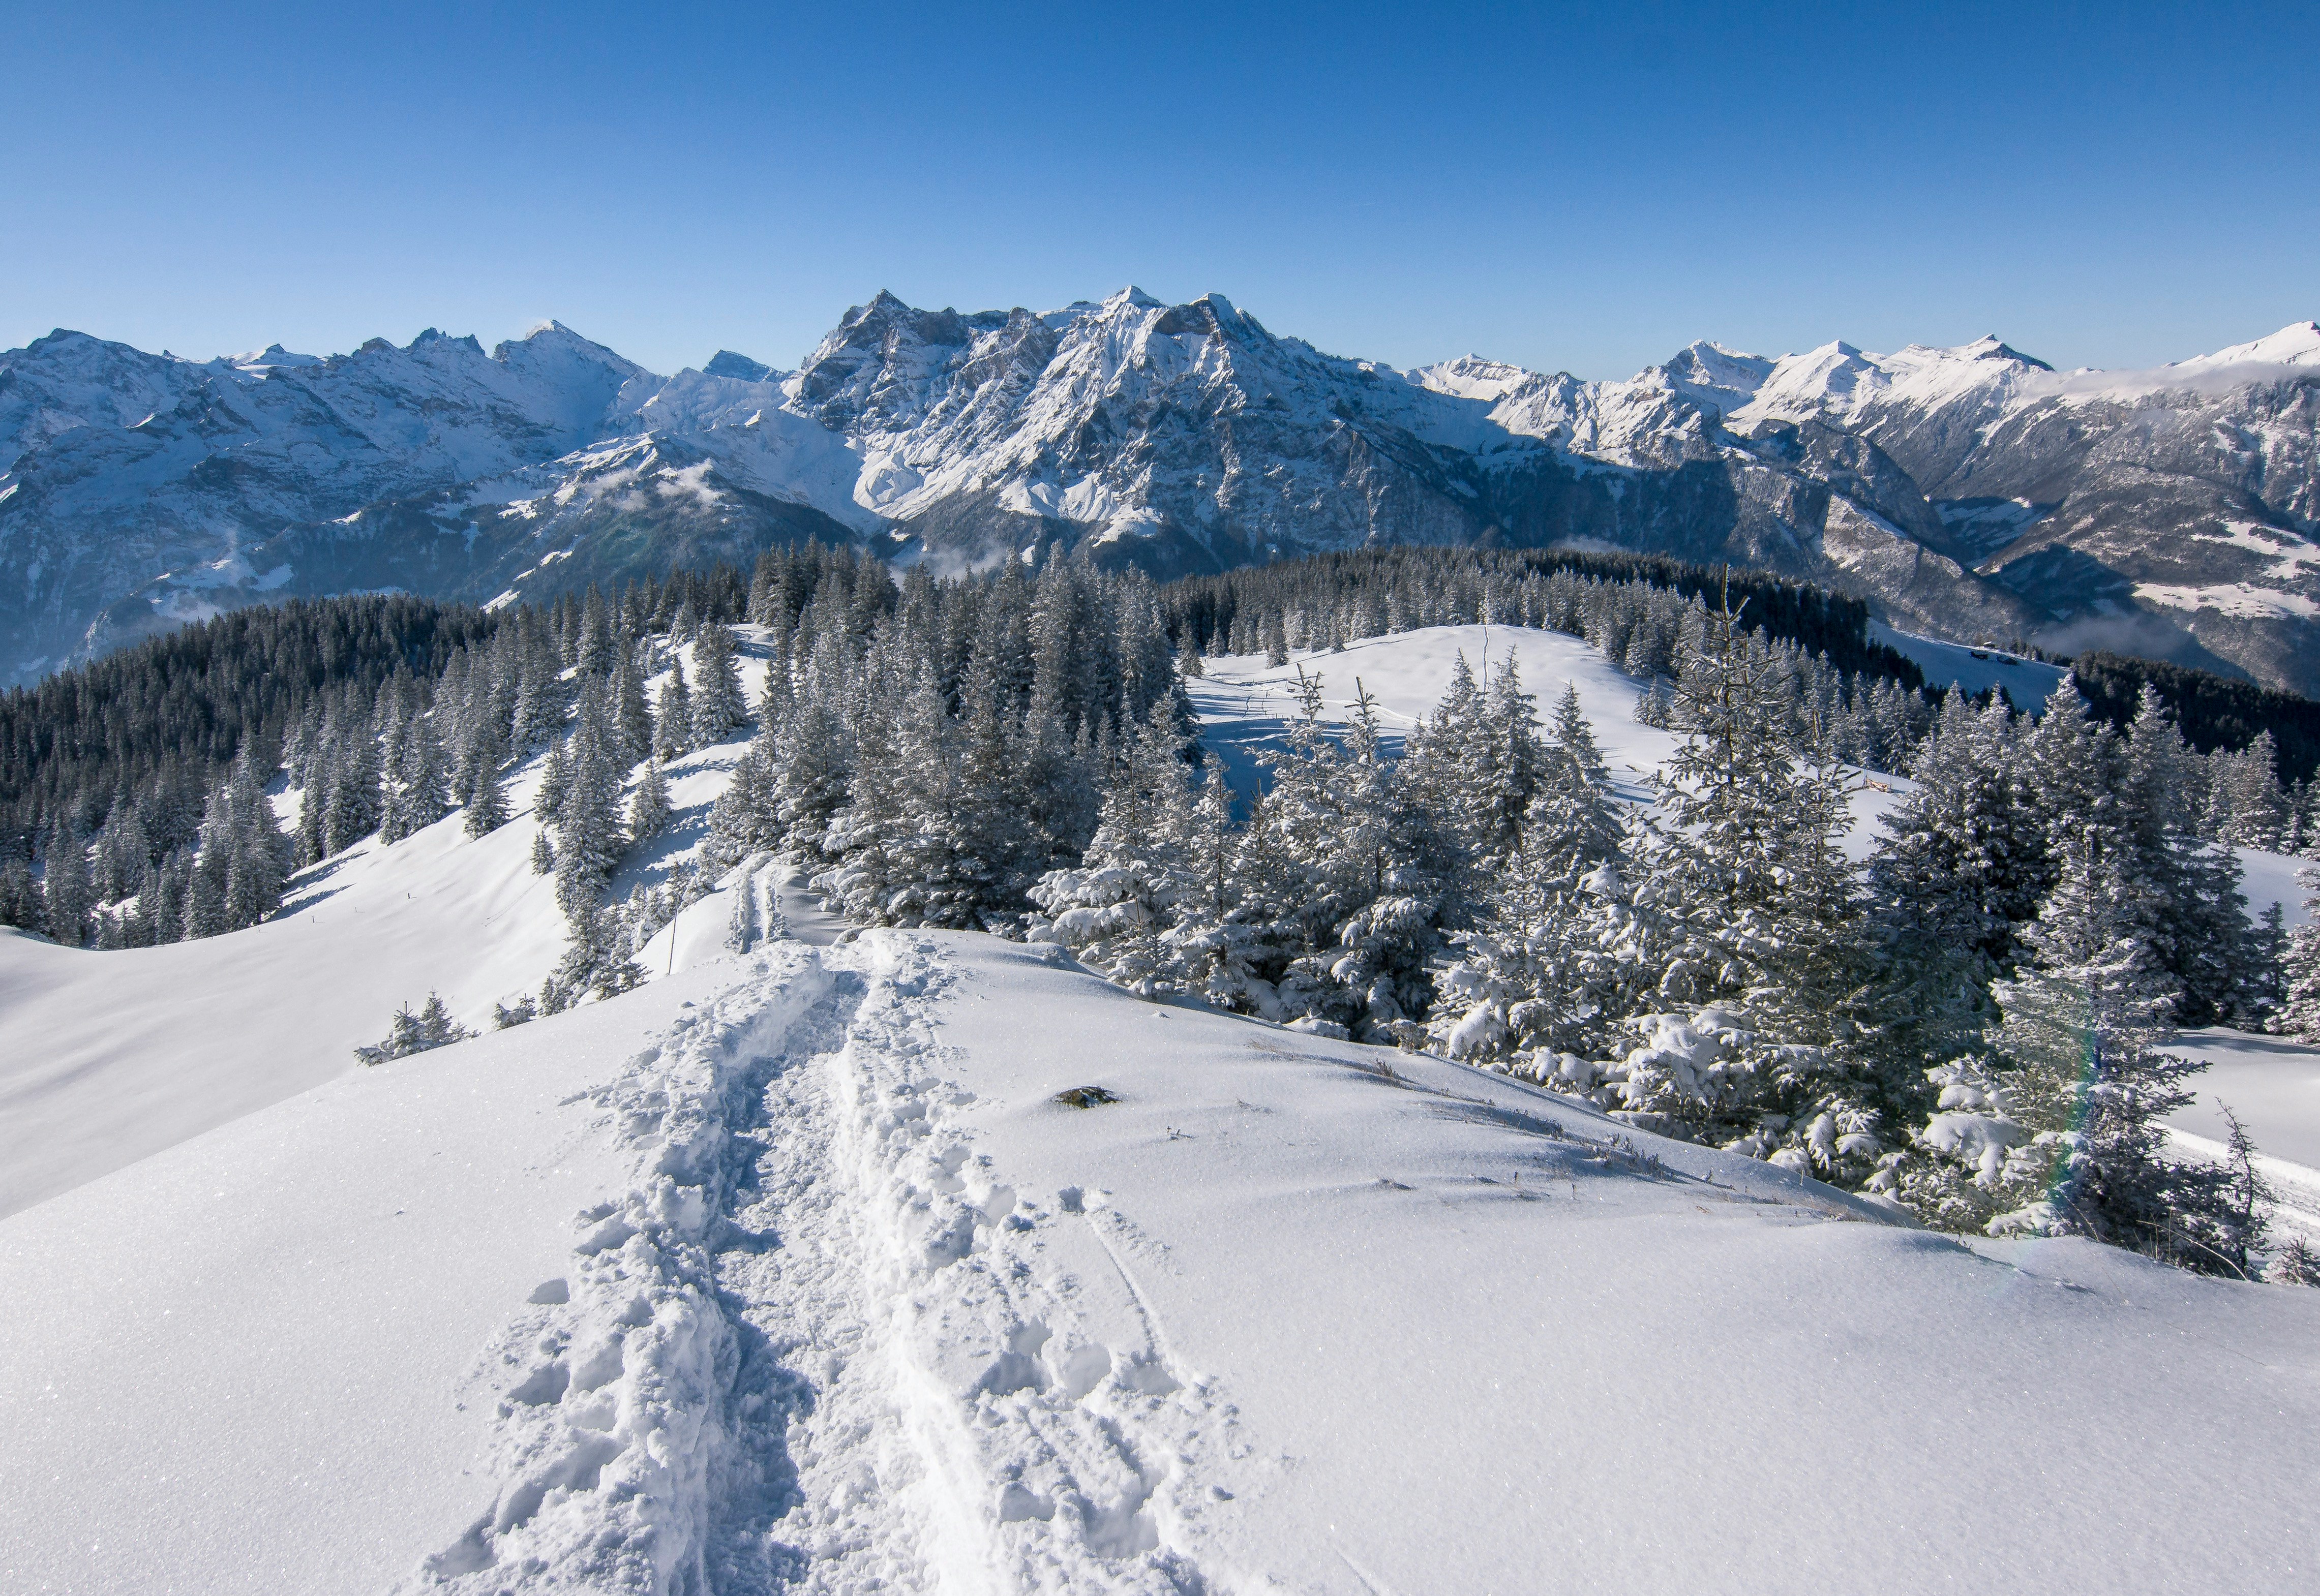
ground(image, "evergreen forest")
xmin=6 ymin=543 xmax=2320 ymax=1282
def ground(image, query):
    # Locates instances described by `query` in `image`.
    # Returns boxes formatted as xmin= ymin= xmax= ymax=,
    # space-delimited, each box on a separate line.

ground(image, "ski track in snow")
xmin=413 ymin=933 xmax=1231 ymax=1593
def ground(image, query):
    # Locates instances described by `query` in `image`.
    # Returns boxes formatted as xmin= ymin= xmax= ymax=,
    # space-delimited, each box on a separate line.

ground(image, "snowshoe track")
xmin=409 ymin=932 xmax=1237 ymax=1594
xmin=407 ymin=944 xmax=845 ymax=1593
xmin=799 ymin=933 xmax=1233 ymax=1594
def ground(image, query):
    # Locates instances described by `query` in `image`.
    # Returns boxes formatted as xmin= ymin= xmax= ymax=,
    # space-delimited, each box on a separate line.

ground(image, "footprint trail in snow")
xmin=413 ymin=932 xmax=1236 ymax=1594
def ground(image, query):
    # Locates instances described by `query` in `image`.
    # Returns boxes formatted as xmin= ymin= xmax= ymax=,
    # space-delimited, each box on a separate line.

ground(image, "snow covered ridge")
xmin=415 ymin=944 xmax=843 ymax=1589
xmin=8 ymin=923 xmax=2319 ymax=1591
xmin=7 ymin=606 xmax=2320 ymax=1587
xmin=432 ymin=926 xmax=1230 ymax=1590
xmin=5 ymin=297 xmax=2320 ymax=695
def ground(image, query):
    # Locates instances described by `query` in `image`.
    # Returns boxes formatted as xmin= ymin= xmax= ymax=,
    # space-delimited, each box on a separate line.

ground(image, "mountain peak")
xmin=1954 ymin=334 xmax=2053 ymax=370
xmin=1146 ymin=293 xmax=1261 ymax=343
xmin=220 ymin=343 xmax=323 ymax=373
xmin=26 ymin=328 xmax=106 ymax=355
xmin=1663 ymin=341 xmax=1774 ymax=395
xmin=511 ymin=320 xmax=610 ymax=351
xmin=405 ymin=328 xmax=486 ymax=356
xmin=488 ymin=322 xmax=648 ymax=382
xmin=703 ymin=350 xmax=773 ymax=382
xmin=2176 ymin=320 xmax=2320 ymax=371
xmin=1411 ymin=355 xmax=1539 ymax=402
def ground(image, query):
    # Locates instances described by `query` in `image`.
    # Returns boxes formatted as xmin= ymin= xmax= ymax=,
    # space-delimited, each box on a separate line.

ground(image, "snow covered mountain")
xmin=0 ymin=322 xmax=863 ymax=682
xmin=6 ymin=298 xmax=2319 ymax=693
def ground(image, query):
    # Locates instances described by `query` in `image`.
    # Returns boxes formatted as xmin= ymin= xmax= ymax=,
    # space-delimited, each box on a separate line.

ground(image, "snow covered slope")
xmin=1191 ymin=624 xmax=1913 ymax=865
xmin=2170 ymin=1029 xmax=2320 ymax=1170
xmin=1190 ymin=624 xmax=2315 ymax=899
xmin=0 ymin=637 xmax=775 ymax=1219
xmin=1187 ymin=623 xmax=1676 ymax=805
xmin=0 ymin=961 xmax=722 ymax=1595
xmin=0 ymin=798 xmax=566 ymax=1220
xmin=5 ymin=621 xmax=2320 ymax=1591
xmin=1867 ymin=619 xmax=2068 ymax=709
xmin=6 ymin=927 xmax=2317 ymax=1592
xmin=7 ymin=622 xmax=2301 ymax=1227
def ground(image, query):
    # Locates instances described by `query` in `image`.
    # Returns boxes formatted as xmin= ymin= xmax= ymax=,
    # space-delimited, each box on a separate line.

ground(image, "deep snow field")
xmin=1865 ymin=620 xmax=2069 ymax=710
xmin=0 ymin=646 xmax=779 ymax=1221
xmin=4 ymin=624 xmax=2318 ymax=1594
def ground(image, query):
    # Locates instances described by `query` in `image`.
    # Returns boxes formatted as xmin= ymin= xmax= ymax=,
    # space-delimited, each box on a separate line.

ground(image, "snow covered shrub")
xmin=1426 ymin=687 xmax=1634 ymax=1070
xmin=1219 ymin=670 xmax=1441 ymax=1040
xmin=653 ymin=662 xmax=692 ymax=762
xmin=550 ymin=693 xmax=632 ymax=925
xmin=461 ymin=727 xmax=511 ymax=838
xmin=1267 ymin=898 xmax=1436 ymax=1042
xmin=2280 ymin=868 xmax=2320 ymax=1042
xmin=1634 ymin=679 xmax=1673 ymax=728
xmin=2271 ymin=1234 xmax=2320 ymax=1286
xmin=1973 ymin=849 xmax=2213 ymax=1258
xmin=688 ymin=620 xmax=747 ymax=745
xmin=1593 ymin=602 xmax=1886 ymax=1176
xmin=627 ymin=758 xmax=673 ymax=847
xmin=378 ymin=698 xmax=449 ymax=843
xmin=0 ymin=856 xmax=42 ymax=935
xmin=539 ymin=908 xmax=646 ymax=1014
xmin=354 ymin=993 xmax=474 ymax=1065
xmin=704 ymin=741 xmax=777 ymax=867
xmin=1883 ymin=1051 xmax=2042 ymax=1233
xmin=1029 ymin=704 xmax=1195 ymax=995
xmin=1158 ymin=767 xmax=1274 ymax=1013
xmin=1030 ymin=862 xmax=1177 ymax=991
xmin=2198 ymin=1107 xmax=2275 ymax=1280
xmin=725 ymin=861 xmax=773 ymax=953
xmin=618 ymin=860 xmax=709 ymax=956
xmin=1889 ymin=832 xmax=2259 ymax=1273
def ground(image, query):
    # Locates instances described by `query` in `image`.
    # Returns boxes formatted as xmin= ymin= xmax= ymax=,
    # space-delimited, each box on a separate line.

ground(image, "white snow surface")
xmin=2166 ymin=1026 xmax=2320 ymax=1260
xmin=1186 ymin=625 xmax=1677 ymax=809
xmin=1867 ymin=620 xmax=2068 ymax=709
xmin=0 ymin=638 xmax=774 ymax=1220
xmin=6 ymin=923 xmax=2317 ymax=1592
xmin=0 ymin=965 xmax=712 ymax=1594
xmin=2237 ymin=845 xmax=2314 ymax=933
xmin=2161 ymin=319 xmax=2320 ymax=376
xmin=0 ymin=799 xmax=567 ymax=1221
xmin=5 ymin=623 xmax=2319 ymax=1591
xmin=2170 ymin=1028 xmax=2320 ymax=1172
xmin=1189 ymin=625 xmax=1907 ymax=861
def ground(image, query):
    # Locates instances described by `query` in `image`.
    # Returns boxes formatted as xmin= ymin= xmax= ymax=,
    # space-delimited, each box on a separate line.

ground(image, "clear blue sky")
xmin=2 ymin=1 xmax=2313 ymax=380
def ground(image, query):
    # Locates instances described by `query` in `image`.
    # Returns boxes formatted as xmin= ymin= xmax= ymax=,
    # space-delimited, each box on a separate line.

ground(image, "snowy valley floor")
xmin=6 ymin=925 xmax=2319 ymax=1593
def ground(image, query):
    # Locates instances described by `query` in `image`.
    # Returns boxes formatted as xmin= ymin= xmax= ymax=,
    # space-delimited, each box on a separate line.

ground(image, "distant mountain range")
xmin=3 ymin=291 xmax=2316 ymax=692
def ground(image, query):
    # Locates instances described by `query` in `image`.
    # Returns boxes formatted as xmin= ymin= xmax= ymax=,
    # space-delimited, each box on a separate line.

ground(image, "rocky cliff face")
xmin=4 ymin=295 xmax=2316 ymax=692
